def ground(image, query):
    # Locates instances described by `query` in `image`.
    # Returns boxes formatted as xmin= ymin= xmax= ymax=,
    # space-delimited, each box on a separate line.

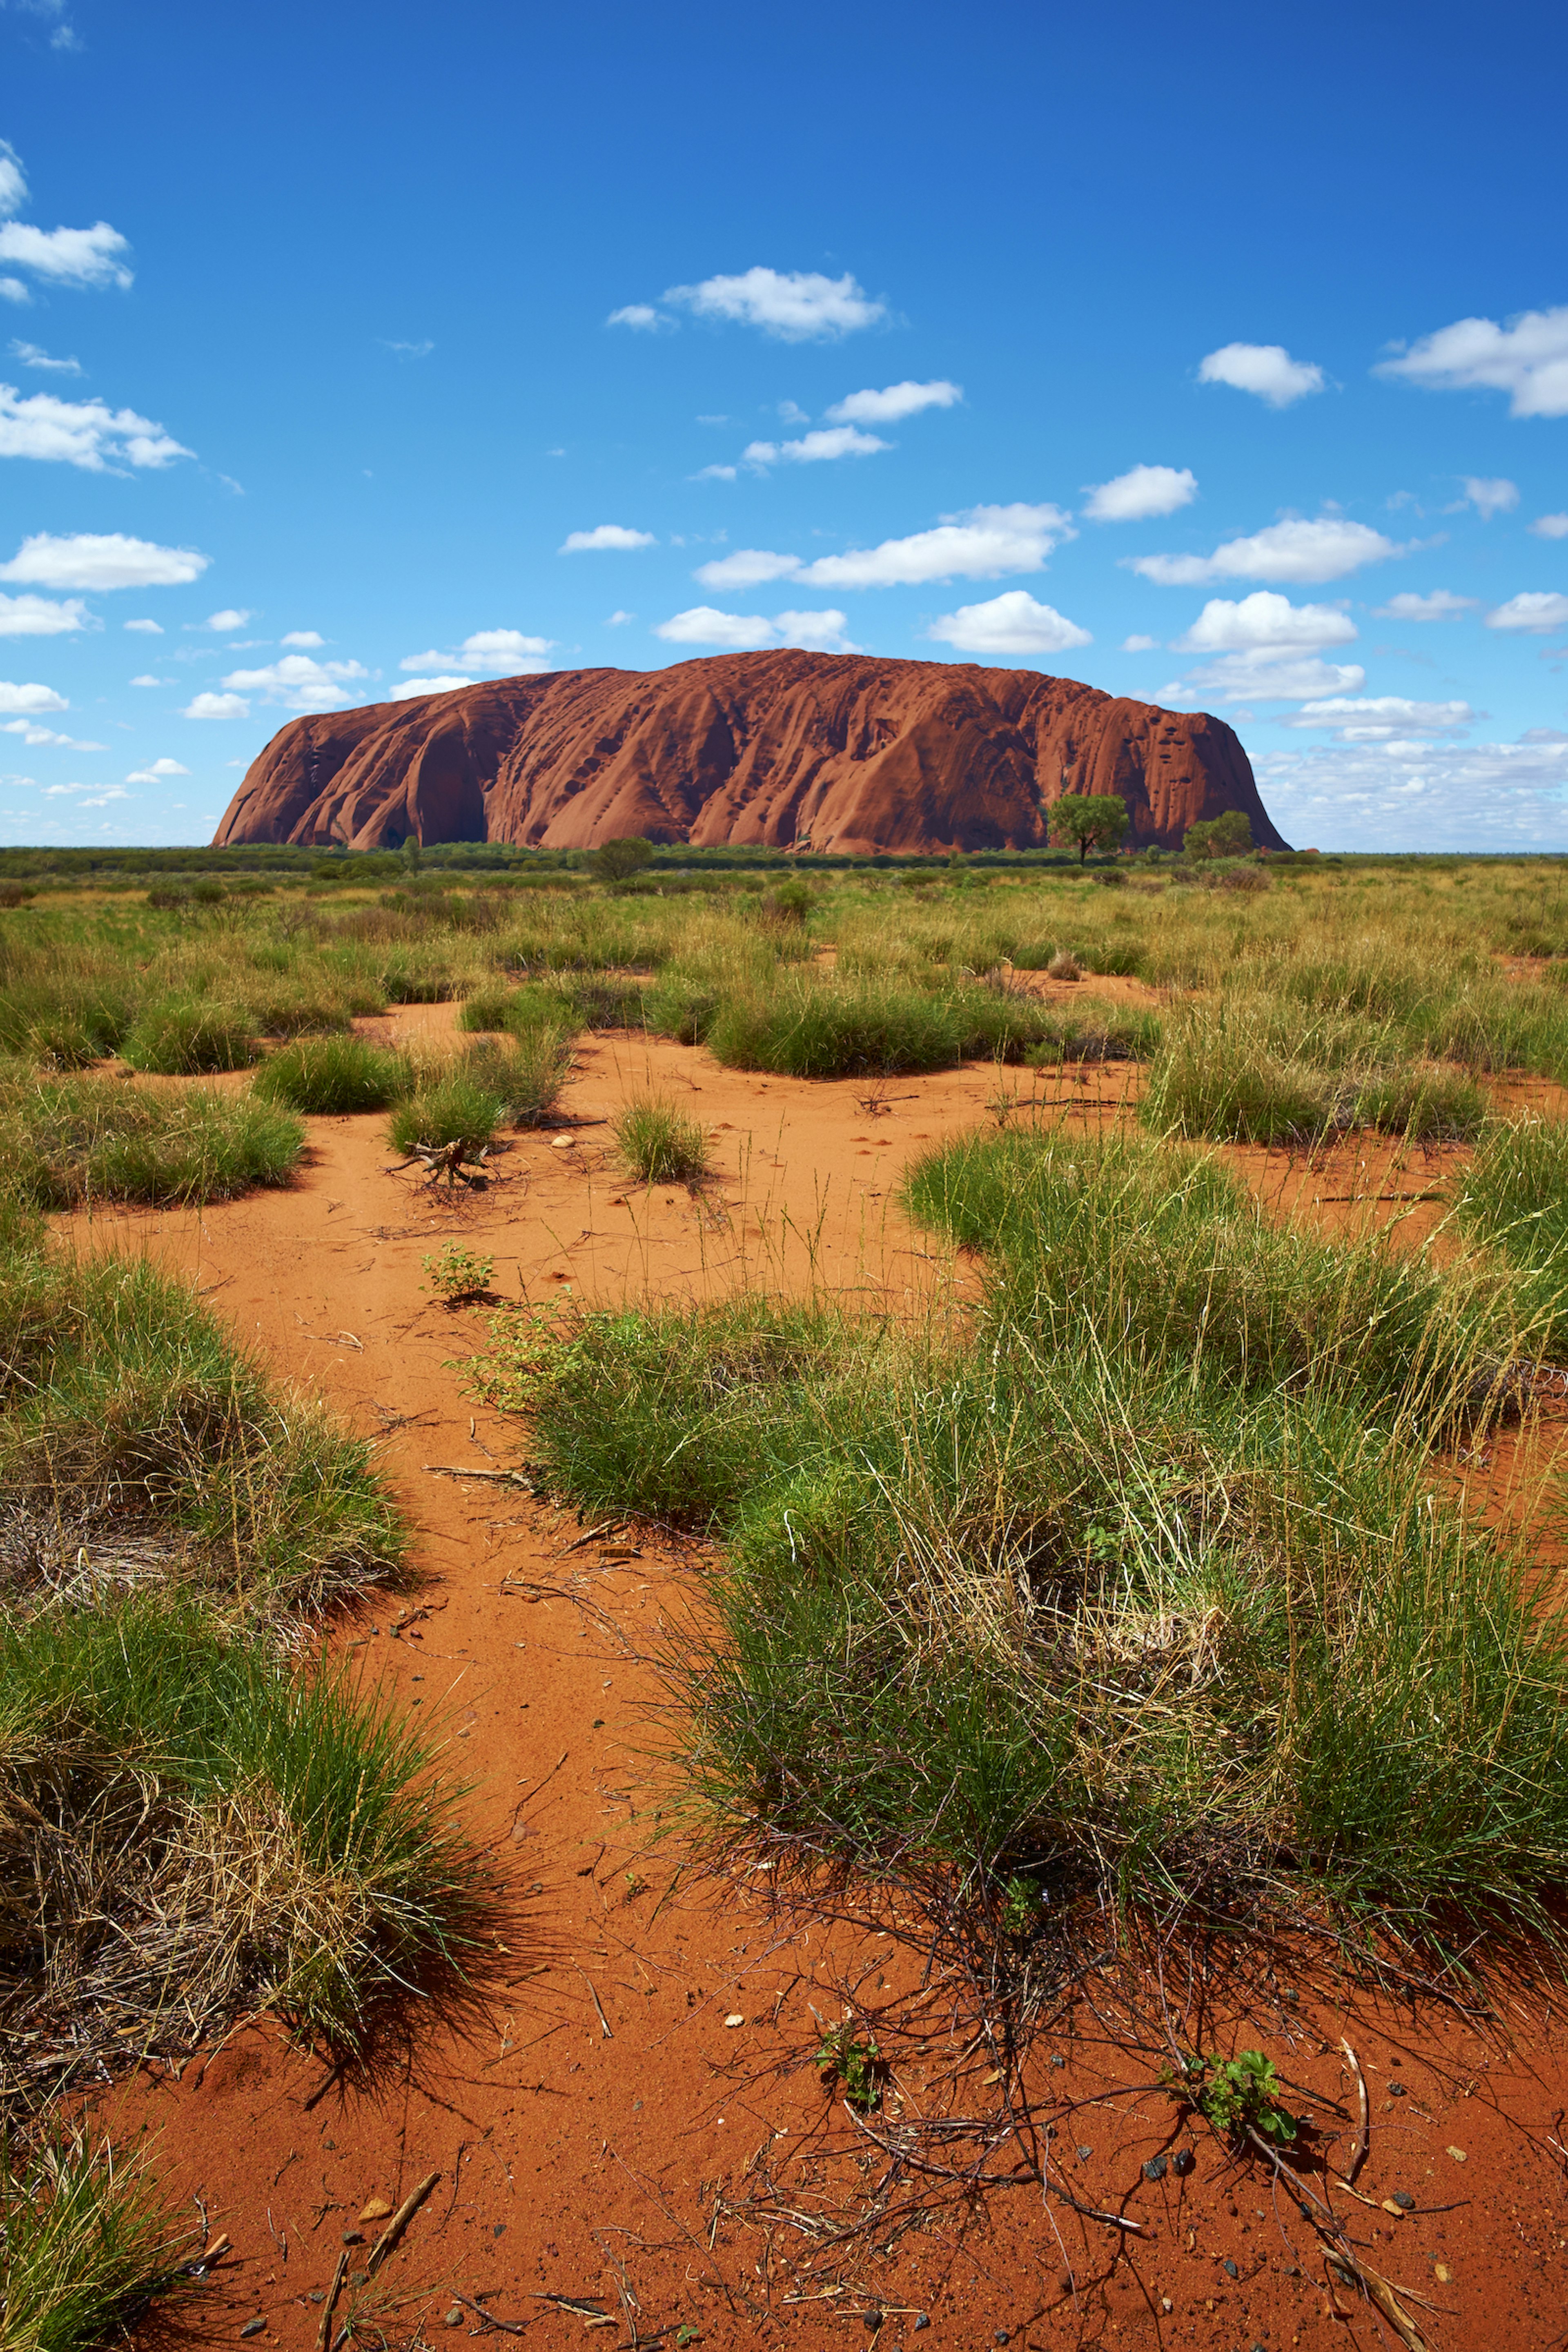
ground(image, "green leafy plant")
xmin=1178 ymin=2049 xmax=1298 ymax=2145
xmin=1000 ymin=1872 xmax=1044 ymax=1940
xmin=422 ymin=1242 xmax=495 ymax=1305
xmin=816 ymin=2020 xmax=882 ymax=2113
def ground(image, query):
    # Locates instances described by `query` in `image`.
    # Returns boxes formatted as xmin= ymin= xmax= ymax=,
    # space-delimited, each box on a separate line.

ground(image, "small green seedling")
xmin=1176 ymin=2049 xmax=1298 ymax=2145
xmin=1000 ymin=1872 xmax=1044 ymax=1940
xmin=817 ymin=2020 xmax=882 ymax=2113
xmin=674 ymin=2328 xmax=701 ymax=2348
xmin=422 ymin=1241 xmax=495 ymax=1305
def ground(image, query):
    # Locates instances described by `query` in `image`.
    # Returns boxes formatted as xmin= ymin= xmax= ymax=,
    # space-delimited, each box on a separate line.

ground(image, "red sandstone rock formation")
xmin=212 ymin=651 xmax=1287 ymax=855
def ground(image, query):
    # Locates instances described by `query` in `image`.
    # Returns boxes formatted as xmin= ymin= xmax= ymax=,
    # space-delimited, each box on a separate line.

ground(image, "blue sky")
xmin=1 ymin=0 xmax=1565 ymax=853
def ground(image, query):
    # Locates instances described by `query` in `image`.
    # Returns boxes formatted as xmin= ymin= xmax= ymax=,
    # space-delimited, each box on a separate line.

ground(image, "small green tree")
xmin=1048 ymin=793 xmax=1130 ymax=864
xmin=1183 ymin=810 xmax=1252 ymax=860
xmin=591 ymin=835 xmax=655 ymax=884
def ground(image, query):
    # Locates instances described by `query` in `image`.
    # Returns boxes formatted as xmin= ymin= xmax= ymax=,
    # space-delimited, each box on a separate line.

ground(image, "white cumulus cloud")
xmin=927 ymin=590 xmax=1091 ymax=657
xmin=1459 ymin=476 xmax=1519 ymax=519
xmin=1180 ymin=651 xmax=1367 ymax=702
xmin=605 ymin=610 xmax=635 ymax=626
xmin=1373 ymin=589 xmax=1478 ymax=620
xmin=1376 ymin=307 xmax=1568 ymax=419
xmin=392 ymin=676 xmax=473 ymax=699
xmin=1530 ymin=514 xmax=1568 ymax=541
xmin=129 ymin=673 xmax=165 ymax=687
xmin=0 ymin=717 xmax=100 ymax=746
xmin=1198 ymin=343 xmax=1325 ymax=406
xmin=0 ymin=679 xmax=67 ymax=713
xmin=824 ymin=379 xmax=962 ymax=425
xmin=1257 ymin=730 xmax=1568 ymax=851
xmin=690 ymin=463 xmax=737 ymax=482
xmin=696 ymin=502 xmax=1075 ymax=595
xmin=1174 ymin=592 xmax=1357 ymax=654
xmin=606 ymin=304 xmax=662 ymax=331
xmin=1130 ymin=517 xmax=1402 ymax=587
xmin=1486 ymin=592 xmax=1568 ymax=634
xmin=281 ymin=629 xmax=323 ymax=647
xmin=0 ymin=219 xmax=131 ymax=292
xmin=400 ymin=630 xmax=552 ymax=676
xmin=695 ymin=548 xmax=808 ymax=590
xmin=654 ymin=607 xmax=777 ymax=650
xmin=183 ymin=691 xmax=249 ymax=720
xmin=123 ymin=617 xmax=162 ymax=633
xmin=0 ymin=590 xmax=87 ymax=637
xmin=1282 ymin=696 xmax=1474 ymax=739
xmin=559 ymin=524 xmax=656 ymax=552
xmin=0 ymin=383 xmax=191 ymax=470
xmin=0 ymin=532 xmax=209 ymax=590
xmin=1122 ymin=634 xmax=1158 ymax=652
xmin=124 ymin=755 xmax=189 ymax=781
xmin=741 ymin=425 xmax=888 ymax=467
xmin=200 ymin=608 xmax=250 ymax=631
xmin=220 ymin=655 xmax=369 ymax=711
xmin=9 ymin=339 xmax=80 ymax=374
xmin=1082 ymin=464 xmax=1197 ymax=522
xmin=662 ymin=267 xmax=884 ymax=342
xmin=774 ymin=610 xmax=860 ymax=653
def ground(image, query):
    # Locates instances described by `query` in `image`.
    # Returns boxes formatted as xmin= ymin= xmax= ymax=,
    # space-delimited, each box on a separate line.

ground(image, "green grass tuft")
xmin=0 ymin=1063 xmax=304 ymax=1208
xmin=121 ymin=999 xmax=256 ymax=1076
xmin=253 ymin=1035 xmax=412 ymax=1114
xmin=614 ymin=1096 xmax=709 ymax=1184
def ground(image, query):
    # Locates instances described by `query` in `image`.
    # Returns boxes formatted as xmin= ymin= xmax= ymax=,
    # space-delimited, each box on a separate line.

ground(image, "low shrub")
xmin=706 ymin=977 xmax=962 ymax=1078
xmin=0 ymin=1064 xmax=304 ymax=1207
xmin=253 ymin=1036 xmax=412 ymax=1115
xmin=387 ymin=1072 xmax=505 ymax=1155
xmin=615 ymin=1096 xmax=709 ymax=1184
xmin=121 ymin=998 xmax=256 ymax=1076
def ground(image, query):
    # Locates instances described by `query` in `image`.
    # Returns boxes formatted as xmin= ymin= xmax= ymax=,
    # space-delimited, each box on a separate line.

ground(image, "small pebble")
xmin=914 ymin=2318 xmax=930 ymax=2333
xmin=1392 ymin=2190 xmax=1415 ymax=2210
xmin=1050 ymin=2053 xmax=1065 ymax=2068
xmin=862 ymin=2317 xmax=882 ymax=2335
xmin=1161 ymin=2298 xmax=1173 ymax=2314
xmin=1389 ymin=2080 xmax=1406 ymax=2097
xmin=241 ymin=2325 xmax=266 ymax=2342
xmin=445 ymin=2309 xmax=465 ymax=2330
xmin=1173 ymin=2147 xmax=1195 ymax=2176
xmin=995 ymin=2334 xmax=1009 ymax=2346
xmin=341 ymin=2230 xmax=365 ymax=2246
xmin=1076 ymin=2145 xmax=1092 ymax=2163
xmin=1223 ymin=2259 xmax=1239 ymax=2280
xmin=1143 ymin=2154 xmax=1168 ymax=2181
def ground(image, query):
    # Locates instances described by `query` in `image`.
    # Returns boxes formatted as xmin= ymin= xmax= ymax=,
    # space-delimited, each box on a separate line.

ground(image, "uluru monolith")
xmin=212 ymin=650 xmax=1287 ymax=855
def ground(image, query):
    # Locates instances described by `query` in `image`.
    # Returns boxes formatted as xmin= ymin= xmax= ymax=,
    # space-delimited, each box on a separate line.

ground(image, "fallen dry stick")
xmin=424 ymin=1463 xmax=530 ymax=1486
xmin=317 ymin=2251 xmax=348 ymax=2351
xmin=1341 ymin=2037 xmax=1369 ymax=2182
xmin=366 ymin=2170 xmax=442 ymax=2275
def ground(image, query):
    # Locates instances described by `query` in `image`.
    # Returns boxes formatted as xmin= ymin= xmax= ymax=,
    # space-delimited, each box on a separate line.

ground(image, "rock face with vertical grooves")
xmin=212 ymin=650 xmax=1288 ymax=854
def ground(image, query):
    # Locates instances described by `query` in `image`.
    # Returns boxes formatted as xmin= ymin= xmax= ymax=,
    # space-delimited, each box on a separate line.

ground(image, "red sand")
xmin=56 ymin=1013 xmax=1568 ymax=2351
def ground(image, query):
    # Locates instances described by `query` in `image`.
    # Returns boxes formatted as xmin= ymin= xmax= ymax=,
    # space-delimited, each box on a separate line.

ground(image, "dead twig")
xmin=317 ymin=2251 xmax=348 ymax=2351
xmin=365 ymin=2169 xmax=441 ymax=2275
xmin=1341 ymin=2036 xmax=1369 ymax=2182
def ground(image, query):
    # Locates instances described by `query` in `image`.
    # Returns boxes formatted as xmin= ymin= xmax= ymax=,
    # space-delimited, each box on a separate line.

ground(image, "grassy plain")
xmin=3 ymin=840 xmax=1568 ymax=2341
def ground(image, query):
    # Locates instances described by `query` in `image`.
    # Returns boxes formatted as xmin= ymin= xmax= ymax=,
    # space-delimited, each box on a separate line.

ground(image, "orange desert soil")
xmin=59 ymin=1010 xmax=1568 ymax=2352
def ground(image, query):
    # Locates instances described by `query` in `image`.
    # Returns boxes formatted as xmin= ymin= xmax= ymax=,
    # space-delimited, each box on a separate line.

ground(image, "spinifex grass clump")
xmin=121 ymin=997 xmax=256 ymax=1076
xmin=476 ymin=1281 xmax=1568 ymax=1947
xmin=614 ymin=1096 xmax=709 ymax=1185
xmin=704 ymin=972 xmax=1071 ymax=1078
xmin=0 ymin=1218 xmax=488 ymax=2133
xmin=387 ymin=1029 xmax=572 ymax=1152
xmin=0 ymin=2130 xmax=196 ymax=2352
xmin=1457 ymin=1117 xmax=1568 ymax=1330
xmin=0 ymin=1238 xmax=401 ymax=1615
xmin=0 ymin=977 xmax=132 ymax=1069
xmin=0 ymin=1062 xmax=304 ymax=1208
xmin=253 ymin=1034 xmax=412 ymax=1114
xmin=908 ymin=1124 xmax=1523 ymax=1430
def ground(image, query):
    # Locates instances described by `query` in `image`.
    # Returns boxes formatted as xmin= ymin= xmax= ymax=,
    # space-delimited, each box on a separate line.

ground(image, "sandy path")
xmin=56 ymin=1016 xmax=1568 ymax=2351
